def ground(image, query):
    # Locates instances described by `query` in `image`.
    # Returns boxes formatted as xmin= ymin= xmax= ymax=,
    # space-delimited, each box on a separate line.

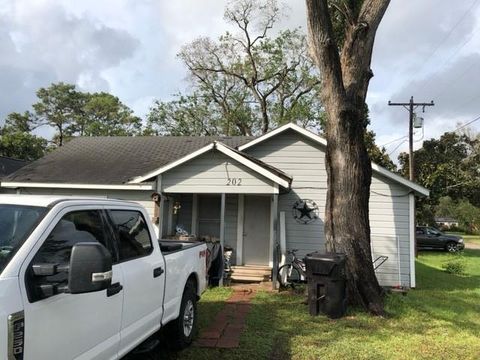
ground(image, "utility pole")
xmin=388 ymin=96 xmax=434 ymax=182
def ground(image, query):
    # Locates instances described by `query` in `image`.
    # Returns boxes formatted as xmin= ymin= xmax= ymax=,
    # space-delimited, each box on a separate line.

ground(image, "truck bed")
xmin=158 ymin=239 xmax=205 ymax=254
xmin=159 ymin=239 xmax=207 ymax=326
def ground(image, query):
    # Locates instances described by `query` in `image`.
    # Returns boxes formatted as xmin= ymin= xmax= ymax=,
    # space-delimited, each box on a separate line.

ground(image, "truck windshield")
xmin=0 ymin=204 xmax=47 ymax=275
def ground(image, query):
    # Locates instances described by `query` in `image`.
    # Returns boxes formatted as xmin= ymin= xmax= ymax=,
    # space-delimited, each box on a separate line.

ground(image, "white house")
xmin=1 ymin=123 xmax=429 ymax=288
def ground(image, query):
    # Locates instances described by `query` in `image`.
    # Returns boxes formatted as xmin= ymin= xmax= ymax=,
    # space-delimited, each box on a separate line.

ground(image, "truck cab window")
xmin=109 ymin=210 xmax=152 ymax=261
xmin=28 ymin=210 xmax=110 ymax=301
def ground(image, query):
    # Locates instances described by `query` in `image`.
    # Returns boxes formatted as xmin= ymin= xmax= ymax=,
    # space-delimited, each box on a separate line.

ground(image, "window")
xmin=427 ymin=228 xmax=441 ymax=236
xmin=0 ymin=205 xmax=47 ymax=276
xmin=109 ymin=210 xmax=152 ymax=261
xmin=28 ymin=210 xmax=110 ymax=301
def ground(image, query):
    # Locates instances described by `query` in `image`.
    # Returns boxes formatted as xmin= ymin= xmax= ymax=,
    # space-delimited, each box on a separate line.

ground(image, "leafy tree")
xmin=0 ymin=113 xmax=47 ymax=161
xmin=455 ymin=199 xmax=480 ymax=234
xmin=399 ymin=132 xmax=480 ymax=223
xmin=77 ymin=92 xmax=142 ymax=136
xmin=146 ymin=93 xmax=230 ymax=136
xmin=148 ymin=0 xmax=322 ymax=136
xmin=365 ymin=130 xmax=396 ymax=171
xmin=306 ymin=0 xmax=390 ymax=314
xmin=30 ymin=83 xmax=142 ymax=145
xmin=33 ymin=83 xmax=84 ymax=146
xmin=435 ymin=196 xmax=456 ymax=218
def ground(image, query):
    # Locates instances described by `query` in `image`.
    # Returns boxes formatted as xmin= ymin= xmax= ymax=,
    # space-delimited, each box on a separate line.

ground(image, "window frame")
xmin=104 ymin=209 xmax=154 ymax=264
xmin=25 ymin=208 xmax=117 ymax=303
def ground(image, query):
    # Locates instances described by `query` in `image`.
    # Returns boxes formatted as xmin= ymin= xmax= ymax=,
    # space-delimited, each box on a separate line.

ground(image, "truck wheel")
xmin=167 ymin=281 xmax=197 ymax=349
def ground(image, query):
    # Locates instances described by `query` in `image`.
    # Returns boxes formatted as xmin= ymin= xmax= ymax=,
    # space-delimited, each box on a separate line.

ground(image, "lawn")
xmin=172 ymin=249 xmax=480 ymax=360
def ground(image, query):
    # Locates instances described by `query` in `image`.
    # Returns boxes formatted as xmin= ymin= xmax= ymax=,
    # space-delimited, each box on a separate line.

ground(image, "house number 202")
xmin=227 ymin=178 xmax=242 ymax=186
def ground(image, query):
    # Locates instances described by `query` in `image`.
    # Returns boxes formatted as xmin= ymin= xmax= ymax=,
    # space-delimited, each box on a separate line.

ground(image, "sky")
xmin=1 ymin=0 xmax=480 ymax=161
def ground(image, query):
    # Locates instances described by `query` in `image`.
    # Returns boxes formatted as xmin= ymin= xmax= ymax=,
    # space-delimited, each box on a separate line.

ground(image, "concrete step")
xmin=230 ymin=266 xmax=271 ymax=283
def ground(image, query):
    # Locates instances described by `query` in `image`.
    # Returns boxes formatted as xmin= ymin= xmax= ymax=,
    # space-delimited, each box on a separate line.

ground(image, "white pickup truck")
xmin=0 ymin=195 xmax=207 ymax=360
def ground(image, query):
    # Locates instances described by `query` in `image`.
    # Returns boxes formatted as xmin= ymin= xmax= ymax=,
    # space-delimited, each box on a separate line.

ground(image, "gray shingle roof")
xmin=5 ymin=136 xmax=253 ymax=185
xmin=0 ymin=156 xmax=28 ymax=180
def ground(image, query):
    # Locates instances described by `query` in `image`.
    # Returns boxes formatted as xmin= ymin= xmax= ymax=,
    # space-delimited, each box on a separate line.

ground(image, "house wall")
xmin=245 ymin=129 xmax=412 ymax=287
xmin=370 ymin=175 xmax=411 ymax=287
xmin=161 ymin=150 xmax=276 ymax=194
xmin=245 ymin=129 xmax=326 ymax=257
xmin=14 ymin=187 xmax=155 ymax=219
xmin=0 ymin=187 xmax=16 ymax=194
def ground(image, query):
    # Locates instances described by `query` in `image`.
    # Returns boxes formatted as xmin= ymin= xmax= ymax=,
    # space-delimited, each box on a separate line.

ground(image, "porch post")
xmin=156 ymin=176 xmax=164 ymax=238
xmin=191 ymin=194 xmax=198 ymax=236
xmin=236 ymin=194 xmax=245 ymax=265
xmin=220 ymin=193 xmax=226 ymax=285
xmin=167 ymin=197 xmax=174 ymax=236
xmin=220 ymin=193 xmax=226 ymax=247
xmin=271 ymin=189 xmax=279 ymax=289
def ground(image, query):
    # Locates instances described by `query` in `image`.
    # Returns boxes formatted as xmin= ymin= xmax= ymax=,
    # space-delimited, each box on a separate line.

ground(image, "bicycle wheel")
xmin=277 ymin=264 xmax=301 ymax=287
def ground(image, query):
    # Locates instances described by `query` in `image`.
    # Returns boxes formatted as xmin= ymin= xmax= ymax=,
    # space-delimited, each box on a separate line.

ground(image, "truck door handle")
xmin=107 ymin=282 xmax=123 ymax=297
xmin=153 ymin=267 xmax=164 ymax=278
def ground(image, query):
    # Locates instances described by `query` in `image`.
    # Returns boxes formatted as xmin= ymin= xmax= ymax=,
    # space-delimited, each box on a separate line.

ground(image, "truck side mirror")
xmin=68 ymin=242 xmax=112 ymax=294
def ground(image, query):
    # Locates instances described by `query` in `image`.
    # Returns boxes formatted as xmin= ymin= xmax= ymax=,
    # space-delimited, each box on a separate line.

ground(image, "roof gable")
xmin=129 ymin=141 xmax=292 ymax=189
xmin=238 ymin=123 xmax=429 ymax=197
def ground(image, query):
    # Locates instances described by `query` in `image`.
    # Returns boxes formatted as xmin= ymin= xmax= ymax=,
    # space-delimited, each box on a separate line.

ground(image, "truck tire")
xmin=166 ymin=281 xmax=197 ymax=349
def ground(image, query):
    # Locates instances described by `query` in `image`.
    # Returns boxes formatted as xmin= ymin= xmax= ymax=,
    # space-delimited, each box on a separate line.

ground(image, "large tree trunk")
xmin=306 ymin=0 xmax=390 ymax=315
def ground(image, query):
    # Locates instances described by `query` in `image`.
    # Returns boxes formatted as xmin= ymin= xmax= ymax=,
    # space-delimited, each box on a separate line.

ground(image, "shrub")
xmin=442 ymin=257 xmax=466 ymax=275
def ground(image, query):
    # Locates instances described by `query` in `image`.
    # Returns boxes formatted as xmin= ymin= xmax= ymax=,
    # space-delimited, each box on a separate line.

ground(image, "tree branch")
xmin=341 ymin=0 xmax=390 ymax=103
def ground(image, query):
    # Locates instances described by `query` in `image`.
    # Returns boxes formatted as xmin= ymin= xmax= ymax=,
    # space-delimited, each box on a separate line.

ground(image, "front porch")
xmin=158 ymin=193 xmax=278 ymax=269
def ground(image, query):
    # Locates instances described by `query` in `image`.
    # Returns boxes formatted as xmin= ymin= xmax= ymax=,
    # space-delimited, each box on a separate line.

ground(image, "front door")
xmin=243 ymin=195 xmax=270 ymax=265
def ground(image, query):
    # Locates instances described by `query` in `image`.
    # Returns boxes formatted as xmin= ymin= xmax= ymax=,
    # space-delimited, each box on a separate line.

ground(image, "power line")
xmin=419 ymin=0 xmax=479 ymax=71
xmin=401 ymin=0 xmax=480 ymax=90
xmin=380 ymin=135 xmax=408 ymax=147
xmin=388 ymin=139 xmax=407 ymax=156
xmin=430 ymin=59 xmax=477 ymax=100
xmin=416 ymin=31 xmax=477 ymax=94
xmin=453 ymin=114 xmax=480 ymax=133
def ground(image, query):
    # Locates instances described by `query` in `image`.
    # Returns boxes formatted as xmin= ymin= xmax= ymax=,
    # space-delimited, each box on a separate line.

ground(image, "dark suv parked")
xmin=416 ymin=226 xmax=465 ymax=252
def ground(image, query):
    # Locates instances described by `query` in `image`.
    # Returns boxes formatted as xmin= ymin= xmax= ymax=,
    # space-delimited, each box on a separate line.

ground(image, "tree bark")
xmin=306 ymin=0 xmax=390 ymax=315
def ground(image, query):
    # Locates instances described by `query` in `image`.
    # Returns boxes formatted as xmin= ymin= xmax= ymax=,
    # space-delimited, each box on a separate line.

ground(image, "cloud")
xmin=0 ymin=0 xmax=139 ymax=122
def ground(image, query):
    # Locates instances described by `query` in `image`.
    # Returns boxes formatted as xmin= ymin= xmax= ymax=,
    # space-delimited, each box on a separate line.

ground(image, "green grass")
xmin=175 ymin=249 xmax=480 ymax=360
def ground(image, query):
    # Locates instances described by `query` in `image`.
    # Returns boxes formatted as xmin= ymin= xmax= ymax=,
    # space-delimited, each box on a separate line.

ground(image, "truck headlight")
xmin=458 ymin=238 xmax=464 ymax=243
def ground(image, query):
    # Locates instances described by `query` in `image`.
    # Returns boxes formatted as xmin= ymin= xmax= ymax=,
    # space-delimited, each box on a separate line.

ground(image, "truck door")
xmin=107 ymin=209 xmax=165 ymax=357
xmin=19 ymin=209 xmax=124 ymax=360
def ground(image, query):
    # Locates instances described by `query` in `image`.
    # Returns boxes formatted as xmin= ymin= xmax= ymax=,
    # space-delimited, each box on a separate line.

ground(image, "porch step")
xmin=230 ymin=265 xmax=272 ymax=283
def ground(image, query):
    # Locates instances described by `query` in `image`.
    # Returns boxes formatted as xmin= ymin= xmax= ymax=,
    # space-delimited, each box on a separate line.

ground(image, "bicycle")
xmin=277 ymin=249 xmax=306 ymax=287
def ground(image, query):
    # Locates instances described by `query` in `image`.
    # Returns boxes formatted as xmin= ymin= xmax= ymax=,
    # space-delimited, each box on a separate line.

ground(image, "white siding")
xmin=15 ymin=188 xmax=155 ymax=220
xmin=370 ymin=175 xmax=411 ymax=287
xmin=161 ymin=150 xmax=276 ymax=194
xmin=245 ymin=130 xmax=327 ymax=260
xmin=246 ymin=129 xmax=412 ymax=287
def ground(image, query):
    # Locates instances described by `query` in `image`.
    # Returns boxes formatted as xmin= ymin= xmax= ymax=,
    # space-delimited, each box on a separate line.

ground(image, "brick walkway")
xmin=194 ymin=287 xmax=256 ymax=349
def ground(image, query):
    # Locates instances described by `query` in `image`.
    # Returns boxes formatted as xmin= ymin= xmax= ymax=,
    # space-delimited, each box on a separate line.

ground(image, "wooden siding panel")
xmin=162 ymin=150 xmax=275 ymax=194
xmin=17 ymin=188 xmax=155 ymax=219
xmin=245 ymin=129 xmax=412 ymax=287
